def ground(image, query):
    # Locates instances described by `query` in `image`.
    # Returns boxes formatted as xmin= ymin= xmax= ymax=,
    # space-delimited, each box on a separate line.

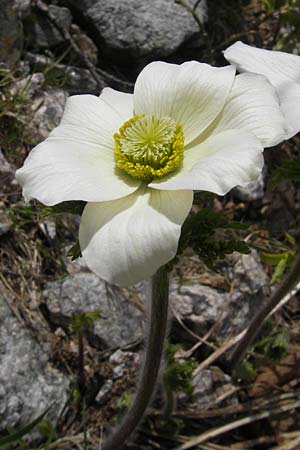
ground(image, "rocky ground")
xmin=1 ymin=0 xmax=300 ymax=449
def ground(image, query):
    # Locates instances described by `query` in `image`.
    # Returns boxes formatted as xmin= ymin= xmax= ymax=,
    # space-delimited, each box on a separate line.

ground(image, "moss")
xmin=164 ymin=344 xmax=196 ymax=397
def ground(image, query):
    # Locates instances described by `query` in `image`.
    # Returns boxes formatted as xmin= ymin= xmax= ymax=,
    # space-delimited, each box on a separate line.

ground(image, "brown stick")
xmin=228 ymin=253 xmax=300 ymax=373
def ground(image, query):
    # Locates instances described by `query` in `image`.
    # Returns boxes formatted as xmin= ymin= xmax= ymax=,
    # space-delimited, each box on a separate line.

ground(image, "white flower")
xmin=16 ymin=61 xmax=289 ymax=286
xmin=224 ymin=41 xmax=300 ymax=139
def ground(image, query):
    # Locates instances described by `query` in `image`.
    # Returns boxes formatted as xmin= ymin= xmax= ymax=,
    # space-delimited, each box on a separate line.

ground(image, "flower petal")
xmin=50 ymin=94 xmax=129 ymax=147
xmin=16 ymin=139 xmax=140 ymax=205
xmin=100 ymin=87 xmax=134 ymax=122
xmin=16 ymin=94 xmax=139 ymax=205
xmin=79 ymin=188 xmax=193 ymax=286
xmin=210 ymin=73 xmax=289 ymax=146
xmin=149 ymin=129 xmax=264 ymax=195
xmin=134 ymin=61 xmax=236 ymax=145
xmin=224 ymin=41 xmax=300 ymax=137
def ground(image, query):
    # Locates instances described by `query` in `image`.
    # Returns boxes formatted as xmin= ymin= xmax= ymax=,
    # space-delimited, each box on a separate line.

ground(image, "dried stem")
xmin=228 ymin=253 xmax=300 ymax=373
xmin=102 ymin=266 xmax=169 ymax=450
xmin=176 ymin=400 xmax=300 ymax=450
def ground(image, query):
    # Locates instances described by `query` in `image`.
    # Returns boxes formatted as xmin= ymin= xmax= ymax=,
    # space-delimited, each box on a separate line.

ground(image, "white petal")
xmin=100 ymin=87 xmax=134 ymax=122
xmin=50 ymin=94 xmax=128 ymax=147
xmin=224 ymin=41 xmax=300 ymax=137
xmin=224 ymin=41 xmax=300 ymax=84
xmin=211 ymin=73 xmax=289 ymax=146
xmin=16 ymin=94 xmax=139 ymax=205
xmin=134 ymin=61 xmax=236 ymax=145
xmin=79 ymin=188 xmax=193 ymax=286
xmin=16 ymin=139 xmax=140 ymax=205
xmin=277 ymin=82 xmax=300 ymax=138
xmin=149 ymin=129 xmax=264 ymax=195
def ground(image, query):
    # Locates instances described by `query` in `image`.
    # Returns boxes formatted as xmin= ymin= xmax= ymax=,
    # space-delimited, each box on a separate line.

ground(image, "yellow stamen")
xmin=114 ymin=114 xmax=184 ymax=181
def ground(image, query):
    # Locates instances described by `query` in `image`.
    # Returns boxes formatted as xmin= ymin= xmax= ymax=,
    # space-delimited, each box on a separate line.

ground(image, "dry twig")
xmin=176 ymin=400 xmax=300 ymax=450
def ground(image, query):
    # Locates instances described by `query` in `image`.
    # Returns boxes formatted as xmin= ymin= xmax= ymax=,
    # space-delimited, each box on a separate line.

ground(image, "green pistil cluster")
xmin=114 ymin=114 xmax=184 ymax=181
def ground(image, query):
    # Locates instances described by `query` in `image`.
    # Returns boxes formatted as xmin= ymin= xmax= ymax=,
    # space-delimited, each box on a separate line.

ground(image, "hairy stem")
xmin=163 ymin=378 xmax=176 ymax=420
xmin=102 ymin=266 xmax=169 ymax=450
xmin=229 ymin=253 xmax=300 ymax=373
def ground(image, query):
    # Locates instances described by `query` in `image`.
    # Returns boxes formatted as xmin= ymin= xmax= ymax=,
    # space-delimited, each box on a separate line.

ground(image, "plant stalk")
xmin=229 ymin=252 xmax=300 ymax=373
xmin=102 ymin=266 xmax=169 ymax=450
xmin=78 ymin=328 xmax=85 ymax=395
xmin=163 ymin=380 xmax=176 ymax=420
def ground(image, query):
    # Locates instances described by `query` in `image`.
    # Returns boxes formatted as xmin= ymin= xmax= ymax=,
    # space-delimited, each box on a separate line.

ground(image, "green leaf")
xmin=193 ymin=191 xmax=214 ymax=205
xmin=159 ymin=417 xmax=184 ymax=436
xmin=164 ymin=344 xmax=196 ymax=396
xmin=67 ymin=242 xmax=82 ymax=260
xmin=237 ymin=360 xmax=257 ymax=383
xmin=39 ymin=201 xmax=86 ymax=217
xmin=260 ymin=251 xmax=290 ymax=266
xmin=7 ymin=204 xmax=38 ymax=230
xmin=116 ymin=391 xmax=133 ymax=421
xmin=269 ymin=157 xmax=300 ymax=187
xmin=285 ymin=232 xmax=296 ymax=247
xmin=37 ymin=419 xmax=55 ymax=438
xmin=70 ymin=310 xmax=101 ymax=332
xmin=281 ymin=10 xmax=300 ymax=26
xmin=260 ymin=251 xmax=291 ymax=284
xmin=0 ymin=404 xmax=53 ymax=449
xmin=177 ymin=208 xmax=250 ymax=269
xmin=266 ymin=332 xmax=289 ymax=360
xmin=38 ymin=420 xmax=55 ymax=450
xmin=256 ymin=331 xmax=289 ymax=360
xmin=260 ymin=0 xmax=276 ymax=14
xmin=270 ymin=253 xmax=289 ymax=284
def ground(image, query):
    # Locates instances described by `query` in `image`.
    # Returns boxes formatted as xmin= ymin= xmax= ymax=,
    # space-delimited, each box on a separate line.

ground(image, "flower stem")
xmin=102 ymin=266 xmax=169 ymax=450
xmin=228 ymin=252 xmax=300 ymax=373
xmin=163 ymin=377 xmax=176 ymax=420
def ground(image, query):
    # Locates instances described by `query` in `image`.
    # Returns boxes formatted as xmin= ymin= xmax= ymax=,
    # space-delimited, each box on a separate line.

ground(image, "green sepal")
xmin=269 ymin=157 xmax=300 ymax=187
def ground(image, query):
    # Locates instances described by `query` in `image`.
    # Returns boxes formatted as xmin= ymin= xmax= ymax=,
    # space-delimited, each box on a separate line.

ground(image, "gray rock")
xmin=233 ymin=172 xmax=265 ymax=202
xmin=25 ymin=52 xmax=107 ymax=95
xmin=42 ymin=272 xmax=144 ymax=350
xmin=95 ymin=379 xmax=113 ymax=405
xmin=171 ymin=251 xmax=269 ymax=340
xmin=10 ymin=73 xmax=45 ymax=99
xmin=171 ymin=283 xmax=227 ymax=337
xmin=0 ymin=0 xmax=23 ymax=67
xmin=109 ymin=349 xmax=141 ymax=379
xmin=0 ymin=211 xmax=11 ymax=236
xmin=64 ymin=66 xmax=104 ymax=95
xmin=0 ymin=149 xmax=16 ymax=192
xmin=24 ymin=5 xmax=72 ymax=50
xmin=0 ymin=298 xmax=70 ymax=430
xmin=230 ymin=251 xmax=269 ymax=296
xmin=66 ymin=0 xmax=207 ymax=61
xmin=32 ymin=88 xmax=68 ymax=140
xmin=180 ymin=367 xmax=237 ymax=409
xmin=0 ymin=149 xmax=14 ymax=176
xmin=12 ymin=0 xmax=31 ymax=19
xmin=216 ymin=251 xmax=270 ymax=338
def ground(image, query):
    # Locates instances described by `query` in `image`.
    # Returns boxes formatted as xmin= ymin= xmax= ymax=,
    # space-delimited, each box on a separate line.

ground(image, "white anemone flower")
xmin=16 ymin=61 xmax=290 ymax=286
xmin=224 ymin=41 xmax=300 ymax=139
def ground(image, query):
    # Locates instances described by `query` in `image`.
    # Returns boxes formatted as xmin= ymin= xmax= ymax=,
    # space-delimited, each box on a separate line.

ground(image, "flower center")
xmin=114 ymin=114 xmax=184 ymax=181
